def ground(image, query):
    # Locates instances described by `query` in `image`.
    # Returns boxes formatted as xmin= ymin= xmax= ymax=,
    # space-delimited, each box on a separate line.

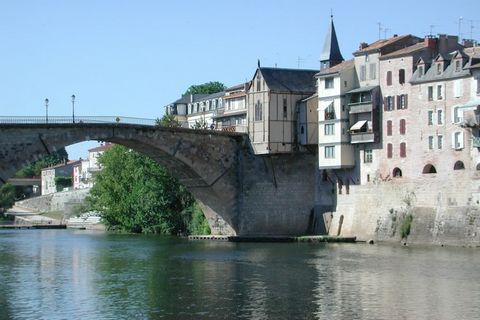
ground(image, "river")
xmin=0 ymin=229 xmax=479 ymax=320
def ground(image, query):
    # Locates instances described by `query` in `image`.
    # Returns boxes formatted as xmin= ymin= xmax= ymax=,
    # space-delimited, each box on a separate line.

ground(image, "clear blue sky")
xmin=1 ymin=0 xmax=478 ymax=158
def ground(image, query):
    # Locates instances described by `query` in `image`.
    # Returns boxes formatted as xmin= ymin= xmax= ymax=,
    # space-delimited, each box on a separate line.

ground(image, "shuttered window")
xmin=399 ymin=119 xmax=406 ymax=135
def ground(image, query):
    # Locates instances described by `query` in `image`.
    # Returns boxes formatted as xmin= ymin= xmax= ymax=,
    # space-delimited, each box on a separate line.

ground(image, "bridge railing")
xmin=0 ymin=116 xmax=157 ymax=126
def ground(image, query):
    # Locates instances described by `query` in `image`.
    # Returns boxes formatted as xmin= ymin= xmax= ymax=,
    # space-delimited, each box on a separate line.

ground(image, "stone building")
xmin=41 ymin=161 xmax=78 ymax=195
xmin=247 ymin=64 xmax=317 ymax=154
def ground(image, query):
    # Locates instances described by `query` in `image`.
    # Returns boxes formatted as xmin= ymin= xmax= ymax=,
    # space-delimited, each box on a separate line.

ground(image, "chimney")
xmin=393 ymin=34 xmax=398 ymax=37
xmin=463 ymin=39 xmax=476 ymax=48
xmin=424 ymin=35 xmax=437 ymax=49
xmin=438 ymin=34 xmax=459 ymax=54
xmin=359 ymin=42 xmax=368 ymax=50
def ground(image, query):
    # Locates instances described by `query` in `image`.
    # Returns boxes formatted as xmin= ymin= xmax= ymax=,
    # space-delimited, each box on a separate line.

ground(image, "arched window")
xmin=393 ymin=167 xmax=402 ymax=177
xmin=477 ymin=163 xmax=480 ymax=171
xmin=387 ymin=120 xmax=392 ymax=136
xmin=454 ymin=161 xmax=465 ymax=170
xmin=400 ymin=142 xmax=406 ymax=158
xmin=423 ymin=164 xmax=437 ymax=174
xmin=254 ymin=100 xmax=263 ymax=121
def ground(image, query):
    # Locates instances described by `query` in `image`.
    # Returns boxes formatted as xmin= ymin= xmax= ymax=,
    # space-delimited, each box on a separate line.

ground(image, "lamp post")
xmin=71 ymin=94 xmax=76 ymax=123
xmin=44 ymin=98 xmax=49 ymax=123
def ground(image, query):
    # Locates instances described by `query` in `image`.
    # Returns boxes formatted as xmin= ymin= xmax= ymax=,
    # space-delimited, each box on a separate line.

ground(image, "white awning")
xmin=350 ymin=120 xmax=367 ymax=131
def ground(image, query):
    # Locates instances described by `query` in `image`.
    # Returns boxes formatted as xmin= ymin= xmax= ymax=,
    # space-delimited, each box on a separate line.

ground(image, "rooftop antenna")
xmin=297 ymin=56 xmax=304 ymax=69
xmin=458 ymin=16 xmax=463 ymax=40
xmin=377 ymin=22 xmax=383 ymax=40
xmin=384 ymin=27 xmax=390 ymax=39
xmin=470 ymin=20 xmax=475 ymax=40
xmin=429 ymin=25 xmax=436 ymax=36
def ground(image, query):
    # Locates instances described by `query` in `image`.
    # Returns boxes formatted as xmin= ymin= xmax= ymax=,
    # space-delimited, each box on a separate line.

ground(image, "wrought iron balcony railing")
xmin=0 ymin=116 xmax=156 ymax=126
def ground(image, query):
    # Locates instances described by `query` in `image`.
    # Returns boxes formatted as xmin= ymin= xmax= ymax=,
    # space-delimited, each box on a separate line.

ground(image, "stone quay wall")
xmin=328 ymin=172 xmax=480 ymax=246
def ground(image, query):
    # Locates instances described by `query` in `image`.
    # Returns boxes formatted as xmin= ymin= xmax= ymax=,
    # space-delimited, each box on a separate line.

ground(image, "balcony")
xmin=350 ymin=131 xmax=375 ymax=144
xmin=349 ymin=102 xmax=373 ymax=114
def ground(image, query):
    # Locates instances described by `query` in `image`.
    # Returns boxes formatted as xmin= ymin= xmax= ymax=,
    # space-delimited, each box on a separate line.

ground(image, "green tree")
xmin=0 ymin=184 xmax=16 ymax=212
xmin=16 ymin=148 xmax=68 ymax=178
xmin=183 ymin=81 xmax=226 ymax=95
xmin=54 ymin=176 xmax=73 ymax=192
xmin=191 ymin=118 xmax=209 ymax=130
xmin=86 ymin=145 xmax=208 ymax=235
xmin=155 ymin=114 xmax=181 ymax=128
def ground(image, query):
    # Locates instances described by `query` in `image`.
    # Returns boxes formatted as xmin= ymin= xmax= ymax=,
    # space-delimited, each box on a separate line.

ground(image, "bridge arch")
xmin=0 ymin=123 xmax=245 ymax=235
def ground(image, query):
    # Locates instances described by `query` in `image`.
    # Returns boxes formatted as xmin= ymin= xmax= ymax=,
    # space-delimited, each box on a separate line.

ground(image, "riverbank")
xmin=188 ymin=235 xmax=357 ymax=243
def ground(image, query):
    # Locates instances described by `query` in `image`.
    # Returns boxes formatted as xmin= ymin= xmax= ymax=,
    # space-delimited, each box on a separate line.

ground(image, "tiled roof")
xmin=260 ymin=67 xmax=318 ymax=93
xmin=316 ymin=59 xmax=354 ymax=76
xmin=353 ymin=35 xmax=420 ymax=56
xmin=410 ymin=51 xmax=472 ymax=84
xmin=380 ymin=42 xmax=426 ymax=59
xmin=88 ymin=143 xmax=114 ymax=153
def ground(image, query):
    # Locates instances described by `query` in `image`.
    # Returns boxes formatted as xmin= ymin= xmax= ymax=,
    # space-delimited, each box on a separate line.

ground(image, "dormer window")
xmin=436 ymin=63 xmax=442 ymax=75
xmin=418 ymin=66 xmax=424 ymax=77
xmin=455 ymin=60 xmax=462 ymax=72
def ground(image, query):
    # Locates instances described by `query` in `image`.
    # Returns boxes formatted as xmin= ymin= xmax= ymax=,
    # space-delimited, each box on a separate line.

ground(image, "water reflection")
xmin=0 ymin=230 xmax=479 ymax=319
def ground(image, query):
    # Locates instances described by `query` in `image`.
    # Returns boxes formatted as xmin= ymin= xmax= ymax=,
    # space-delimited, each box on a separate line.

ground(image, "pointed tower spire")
xmin=320 ymin=16 xmax=344 ymax=70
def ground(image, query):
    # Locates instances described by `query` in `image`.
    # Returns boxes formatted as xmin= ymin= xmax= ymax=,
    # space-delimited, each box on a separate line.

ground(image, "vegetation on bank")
xmin=86 ymin=145 xmax=210 ymax=235
xmin=0 ymin=184 xmax=16 ymax=213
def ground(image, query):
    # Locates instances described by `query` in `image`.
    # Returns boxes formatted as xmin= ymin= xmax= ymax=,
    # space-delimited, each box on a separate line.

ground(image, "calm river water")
xmin=0 ymin=229 xmax=479 ymax=320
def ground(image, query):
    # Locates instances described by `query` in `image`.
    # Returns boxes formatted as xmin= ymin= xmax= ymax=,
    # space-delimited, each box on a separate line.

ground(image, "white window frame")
xmin=324 ymin=146 xmax=335 ymax=159
xmin=437 ymin=135 xmax=443 ymax=150
xmin=428 ymin=136 xmax=434 ymax=150
xmin=428 ymin=110 xmax=434 ymax=125
xmin=324 ymin=123 xmax=335 ymax=135
xmin=452 ymin=131 xmax=464 ymax=150
xmin=437 ymin=109 xmax=443 ymax=125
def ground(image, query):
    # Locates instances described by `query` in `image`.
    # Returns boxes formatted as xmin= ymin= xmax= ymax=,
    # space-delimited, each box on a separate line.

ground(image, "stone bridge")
xmin=0 ymin=122 xmax=318 ymax=236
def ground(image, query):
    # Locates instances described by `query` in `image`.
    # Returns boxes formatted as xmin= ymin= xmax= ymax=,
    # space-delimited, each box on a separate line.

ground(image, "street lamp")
xmin=44 ymin=98 xmax=49 ymax=123
xmin=71 ymin=94 xmax=76 ymax=123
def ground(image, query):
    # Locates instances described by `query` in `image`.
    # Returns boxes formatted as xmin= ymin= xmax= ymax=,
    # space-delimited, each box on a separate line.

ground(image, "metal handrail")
xmin=0 ymin=116 xmax=156 ymax=125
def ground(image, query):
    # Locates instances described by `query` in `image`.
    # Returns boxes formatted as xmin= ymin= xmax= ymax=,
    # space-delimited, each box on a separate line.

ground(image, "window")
xmin=393 ymin=167 xmax=402 ymax=177
xmin=437 ymin=135 xmax=443 ymax=149
xmin=256 ymin=74 xmax=262 ymax=91
xmin=400 ymin=142 xmax=406 ymax=158
xmin=397 ymin=94 xmax=408 ymax=109
xmin=437 ymin=63 xmax=442 ymax=75
xmin=384 ymin=96 xmax=395 ymax=111
xmin=455 ymin=60 xmax=461 ymax=72
xmin=399 ymin=119 xmax=406 ymax=135
xmin=454 ymin=161 xmax=465 ymax=170
xmin=453 ymin=131 xmax=464 ymax=149
xmin=325 ymin=146 xmax=335 ymax=159
xmin=386 ymin=71 xmax=392 ymax=86
xmin=369 ymin=63 xmax=376 ymax=80
xmin=423 ymin=164 xmax=437 ymax=174
xmin=254 ymin=100 xmax=262 ymax=121
xmin=325 ymin=77 xmax=334 ymax=89
xmin=360 ymin=65 xmax=366 ymax=81
xmin=387 ymin=143 xmax=393 ymax=158
xmin=428 ymin=136 xmax=434 ymax=149
xmin=437 ymin=109 xmax=443 ymax=125
xmin=399 ymin=69 xmax=405 ymax=84
xmin=324 ymin=123 xmax=335 ymax=135
xmin=418 ymin=66 xmax=424 ymax=77
xmin=364 ymin=149 xmax=373 ymax=163
xmin=386 ymin=120 xmax=392 ymax=136
xmin=283 ymin=98 xmax=287 ymax=118
xmin=344 ymin=81 xmax=347 ymax=87
xmin=428 ymin=86 xmax=433 ymax=101
xmin=324 ymin=102 xmax=335 ymax=120
xmin=428 ymin=110 xmax=434 ymax=125
xmin=477 ymin=77 xmax=480 ymax=95
xmin=437 ymin=85 xmax=443 ymax=100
